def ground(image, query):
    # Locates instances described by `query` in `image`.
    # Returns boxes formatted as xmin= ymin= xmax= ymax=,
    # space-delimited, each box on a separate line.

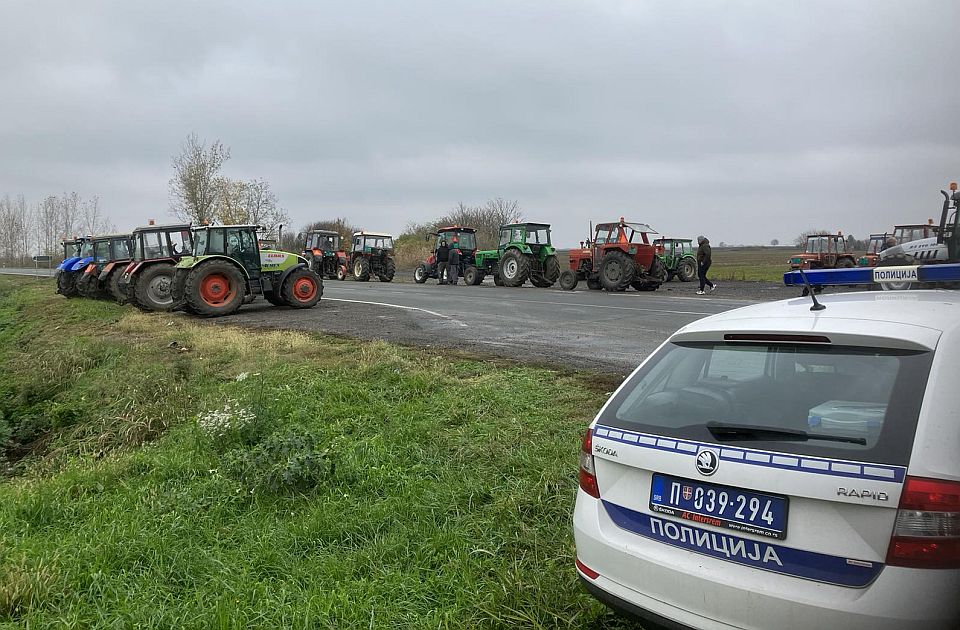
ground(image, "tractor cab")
xmin=789 ymin=233 xmax=855 ymax=270
xmin=75 ymin=233 xmax=133 ymax=300
xmin=353 ymin=232 xmax=394 ymax=255
xmin=892 ymin=223 xmax=938 ymax=245
xmin=62 ymin=238 xmax=83 ymax=261
xmin=131 ymin=223 xmax=193 ymax=262
xmin=435 ymin=226 xmax=477 ymax=255
xmin=304 ymin=230 xmax=343 ymax=255
xmin=593 ymin=221 xmax=654 ymax=249
xmin=192 ymin=225 xmax=264 ymax=277
xmin=858 ymin=233 xmax=890 ymax=267
xmin=499 ymin=223 xmax=552 ymax=254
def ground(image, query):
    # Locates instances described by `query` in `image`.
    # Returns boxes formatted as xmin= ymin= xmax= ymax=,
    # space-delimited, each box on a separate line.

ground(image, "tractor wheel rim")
xmin=415 ymin=267 xmax=424 ymax=281
xmin=292 ymin=277 xmax=317 ymax=301
xmin=148 ymin=276 xmax=173 ymax=304
xmin=355 ymin=261 xmax=363 ymax=275
xmin=604 ymin=261 xmax=620 ymax=282
xmin=199 ymin=273 xmax=234 ymax=306
xmin=504 ymin=259 xmax=518 ymax=277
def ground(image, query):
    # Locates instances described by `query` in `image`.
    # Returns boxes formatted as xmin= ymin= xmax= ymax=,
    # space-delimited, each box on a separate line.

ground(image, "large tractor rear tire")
xmin=414 ymin=264 xmax=429 ymax=284
xmin=57 ymin=271 xmax=79 ymax=298
xmin=599 ymin=251 xmax=636 ymax=292
xmin=76 ymin=271 xmax=97 ymax=298
xmin=559 ymin=270 xmax=578 ymax=291
xmin=464 ymin=266 xmax=482 ymax=286
xmin=353 ymin=257 xmax=371 ymax=282
xmin=132 ymin=263 xmax=177 ymax=312
xmin=543 ymin=255 xmax=561 ymax=284
xmin=677 ymin=257 xmax=697 ymax=282
xmin=184 ymin=260 xmax=245 ymax=317
xmin=106 ymin=268 xmax=126 ymax=303
xmin=378 ymin=257 xmax=396 ymax=282
xmin=499 ymin=251 xmax=530 ymax=287
xmin=282 ymin=268 xmax=323 ymax=308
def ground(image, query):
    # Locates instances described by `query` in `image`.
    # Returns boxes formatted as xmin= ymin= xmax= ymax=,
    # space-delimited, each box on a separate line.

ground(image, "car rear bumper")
xmin=574 ymin=490 xmax=960 ymax=630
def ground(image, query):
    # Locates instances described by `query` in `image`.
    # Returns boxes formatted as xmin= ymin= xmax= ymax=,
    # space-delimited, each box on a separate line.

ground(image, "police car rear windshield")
xmin=600 ymin=342 xmax=933 ymax=465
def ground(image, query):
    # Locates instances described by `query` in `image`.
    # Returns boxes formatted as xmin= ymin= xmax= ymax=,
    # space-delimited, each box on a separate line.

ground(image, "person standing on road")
xmin=436 ymin=240 xmax=449 ymax=285
xmin=448 ymin=238 xmax=462 ymax=285
xmin=696 ymin=235 xmax=715 ymax=295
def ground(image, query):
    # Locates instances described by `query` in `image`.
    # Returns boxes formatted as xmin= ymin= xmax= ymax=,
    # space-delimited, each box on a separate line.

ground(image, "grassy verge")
xmin=0 ymin=277 xmax=634 ymax=628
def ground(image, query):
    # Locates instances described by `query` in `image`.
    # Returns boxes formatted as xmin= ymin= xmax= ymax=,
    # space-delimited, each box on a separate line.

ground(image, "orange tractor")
xmin=560 ymin=219 xmax=666 ymax=292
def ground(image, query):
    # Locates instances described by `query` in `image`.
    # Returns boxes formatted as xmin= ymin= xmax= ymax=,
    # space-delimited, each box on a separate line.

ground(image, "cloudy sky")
xmin=1 ymin=0 xmax=959 ymax=246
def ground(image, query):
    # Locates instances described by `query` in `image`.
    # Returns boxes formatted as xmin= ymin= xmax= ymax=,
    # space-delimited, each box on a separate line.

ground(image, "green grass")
xmin=0 ymin=277 xmax=638 ymax=629
xmin=711 ymin=247 xmax=793 ymax=282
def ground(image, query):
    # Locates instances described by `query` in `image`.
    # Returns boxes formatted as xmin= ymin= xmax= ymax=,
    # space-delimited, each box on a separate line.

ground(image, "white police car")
xmin=574 ymin=290 xmax=960 ymax=629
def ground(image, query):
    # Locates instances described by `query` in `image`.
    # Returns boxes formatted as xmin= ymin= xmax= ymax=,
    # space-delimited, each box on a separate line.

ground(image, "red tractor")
xmin=560 ymin=219 xmax=666 ymax=292
xmin=413 ymin=226 xmax=478 ymax=284
xmin=118 ymin=222 xmax=194 ymax=311
xmin=788 ymin=233 xmax=857 ymax=270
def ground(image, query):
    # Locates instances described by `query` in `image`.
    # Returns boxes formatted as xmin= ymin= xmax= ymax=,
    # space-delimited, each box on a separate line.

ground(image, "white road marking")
xmin=323 ymin=297 xmax=468 ymax=327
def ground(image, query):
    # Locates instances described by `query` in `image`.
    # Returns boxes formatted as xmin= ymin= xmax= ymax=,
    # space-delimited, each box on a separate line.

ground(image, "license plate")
xmin=650 ymin=474 xmax=789 ymax=540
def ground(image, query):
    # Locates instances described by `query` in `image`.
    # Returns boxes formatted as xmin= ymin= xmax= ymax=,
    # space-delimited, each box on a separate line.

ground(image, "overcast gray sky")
xmin=1 ymin=0 xmax=959 ymax=246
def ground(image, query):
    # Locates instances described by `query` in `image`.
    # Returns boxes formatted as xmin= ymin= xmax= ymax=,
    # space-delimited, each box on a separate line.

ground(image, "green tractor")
xmin=472 ymin=222 xmax=561 ymax=287
xmin=653 ymin=238 xmax=697 ymax=282
xmin=171 ymin=224 xmax=323 ymax=317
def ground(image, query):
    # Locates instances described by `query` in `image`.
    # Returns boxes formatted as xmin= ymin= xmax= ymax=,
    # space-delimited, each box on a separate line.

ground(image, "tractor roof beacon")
xmin=172 ymin=224 xmax=323 ymax=317
xmin=473 ymin=222 xmax=561 ymax=288
xmin=414 ymin=226 xmax=480 ymax=285
xmin=561 ymin=219 xmax=666 ymax=292
xmin=118 ymin=223 xmax=194 ymax=312
xmin=349 ymin=231 xmax=396 ymax=282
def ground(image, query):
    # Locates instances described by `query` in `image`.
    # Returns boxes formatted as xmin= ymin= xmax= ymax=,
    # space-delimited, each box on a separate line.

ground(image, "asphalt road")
xmin=0 ymin=268 xmax=763 ymax=374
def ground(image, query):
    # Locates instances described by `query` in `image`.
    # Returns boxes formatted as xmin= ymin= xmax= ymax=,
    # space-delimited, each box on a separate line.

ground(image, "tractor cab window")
xmin=526 ymin=227 xmax=550 ymax=245
xmin=499 ymin=229 xmax=512 ymax=247
xmin=79 ymin=241 xmax=94 ymax=257
xmin=805 ymin=238 xmax=823 ymax=254
xmin=313 ymin=234 xmax=339 ymax=251
xmin=511 ymin=227 xmax=524 ymax=244
xmin=359 ymin=236 xmax=392 ymax=251
xmin=194 ymin=229 xmax=225 ymax=256
xmin=112 ymin=239 xmax=131 ymax=260
xmin=442 ymin=232 xmax=476 ymax=250
xmin=169 ymin=230 xmax=191 ymax=256
xmin=64 ymin=241 xmax=81 ymax=258
xmin=140 ymin=232 xmax=165 ymax=260
xmin=93 ymin=241 xmax=110 ymax=262
xmin=835 ymin=238 xmax=847 ymax=253
xmin=225 ymin=229 xmax=257 ymax=256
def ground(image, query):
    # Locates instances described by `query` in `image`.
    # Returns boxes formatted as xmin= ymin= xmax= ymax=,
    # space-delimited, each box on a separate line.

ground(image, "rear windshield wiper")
xmin=706 ymin=422 xmax=867 ymax=446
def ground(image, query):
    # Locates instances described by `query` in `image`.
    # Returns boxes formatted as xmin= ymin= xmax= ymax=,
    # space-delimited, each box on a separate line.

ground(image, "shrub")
xmin=224 ymin=426 xmax=333 ymax=493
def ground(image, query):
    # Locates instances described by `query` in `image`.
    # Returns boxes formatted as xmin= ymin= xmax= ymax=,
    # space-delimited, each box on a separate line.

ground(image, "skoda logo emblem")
xmin=696 ymin=450 xmax=720 ymax=476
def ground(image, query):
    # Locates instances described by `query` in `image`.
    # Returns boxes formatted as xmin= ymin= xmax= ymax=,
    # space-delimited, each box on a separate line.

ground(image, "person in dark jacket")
xmin=448 ymin=238 xmax=461 ymax=285
xmin=696 ymin=235 xmax=715 ymax=294
xmin=436 ymin=240 xmax=449 ymax=285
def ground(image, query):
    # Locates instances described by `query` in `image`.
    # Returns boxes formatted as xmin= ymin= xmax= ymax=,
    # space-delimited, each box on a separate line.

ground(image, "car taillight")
xmin=887 ymin=476 xmax=960 ymax=569
xmin=579 ymin=428 xmax=600 ymax=498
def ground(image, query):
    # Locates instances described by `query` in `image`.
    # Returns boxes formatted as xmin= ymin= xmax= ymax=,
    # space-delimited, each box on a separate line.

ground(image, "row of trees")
xmin=169 ymin=134 xmax=288 ymax=232
xmin=0 ymin=193 xmax=112 ymax=263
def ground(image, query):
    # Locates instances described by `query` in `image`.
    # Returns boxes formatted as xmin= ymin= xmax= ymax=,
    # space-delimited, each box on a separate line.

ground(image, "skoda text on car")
xmin=574 ymin=291 xmax=960 ymax=630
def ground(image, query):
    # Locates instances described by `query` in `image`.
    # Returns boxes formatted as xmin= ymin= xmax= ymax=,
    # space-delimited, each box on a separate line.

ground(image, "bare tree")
xmin=212 ymin=177 xmax=249 ymax=225
xmin=242 ymin=178 xmax=288 ymax=233
xmin=80 ymin=195 xmax=112 ymax=235
xmin=169 ymin=133 xmax=230 ymax=224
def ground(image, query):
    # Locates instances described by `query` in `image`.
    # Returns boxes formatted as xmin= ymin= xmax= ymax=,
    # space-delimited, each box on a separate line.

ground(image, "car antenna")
xmin=796 ymin=267 xmax=826 ymax=311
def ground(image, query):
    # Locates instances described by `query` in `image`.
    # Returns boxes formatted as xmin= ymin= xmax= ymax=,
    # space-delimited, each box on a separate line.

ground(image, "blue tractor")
xmin=55 ymin=236 xmax=93 ymax=298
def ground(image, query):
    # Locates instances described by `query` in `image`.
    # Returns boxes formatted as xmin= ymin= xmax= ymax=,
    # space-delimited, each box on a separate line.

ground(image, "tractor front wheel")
xmin=184 ymin=260 xmax=245 ymax=317
xmin=463 ymin=265 xmax=482 ymax=286
xmin=543 ymin=255 xmax=561 ymax=284
xmin=677 ymin=257 xmax=697 ymax=282
xmin=57 ymin=271 xmax=79 ymax=298
xmin=282 ymin=268 xmax=323 ymax=308
xmin=76 ymin=272 xmax=96 ymax=298
xmin=353 ymin=257 xmax=371 ymax=281
xmin=107 ymin=268 xmax=127 ymax=303
xmin=414 ymin=264 xmax=429 ymax=284
xmin=559 ymin=270 xmax=579 ymax=291
xmin=599 ymin=251 xmax=636 ymax=292
xmin=378 ymin=257 xmax=396 ymax=282
xmin=499 ymin=251 xmax=530 ymax=287
xmin=493 ymin=273 xmax=504 ymax=286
